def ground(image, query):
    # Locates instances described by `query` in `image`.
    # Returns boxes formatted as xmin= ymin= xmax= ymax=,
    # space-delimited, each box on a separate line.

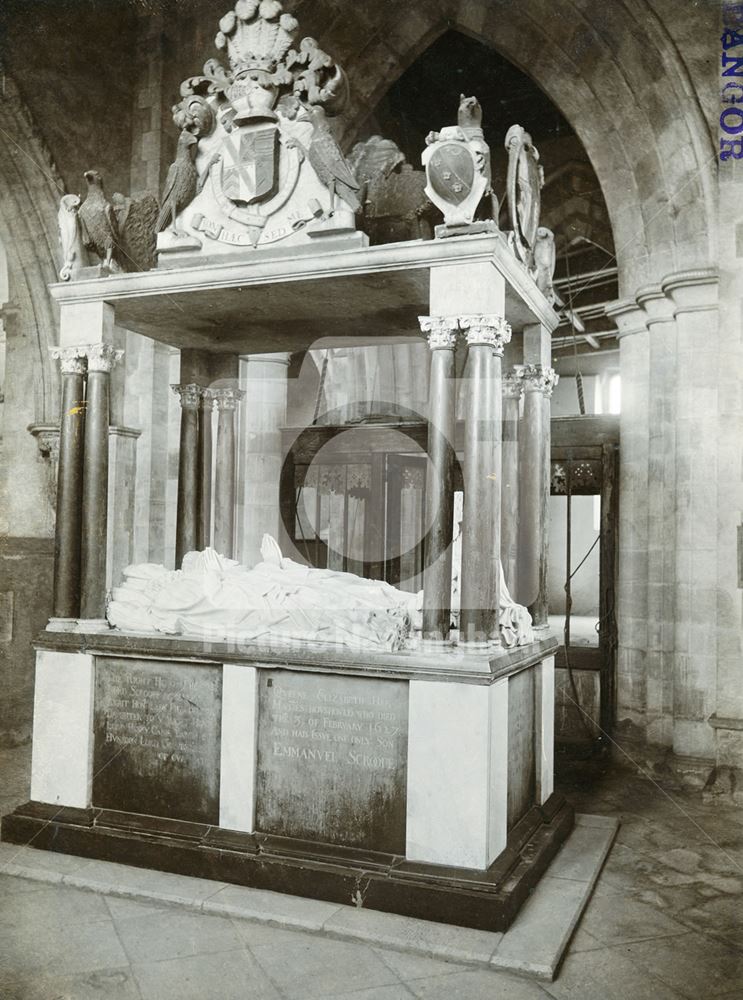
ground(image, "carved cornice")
xmin=604 ymin=300 xmax=648 ymax=340
xmin=522 ymin=364 xmax=559 ymax=397
xmin=459 ymin=314 xmax=512 ymax=354
xmin=212 ymin=386 xmax=246 ymax=411
xmin=607 ymin=268 xmax=720 ymax=336
xmin=635 ymin=284 xmax=675 ymax=326
xmin=502 ymin=366 xmax=525 ymax=399
xmin=661 ymin=268 xmax=719 ymax=315
xmin=27 ymin=423 xmax=60 ymax=464
xmin=418 ymin=315 xmax=459 ymax=350
xmin=86 ymin=344 xmax=124 ymax=373
xmin=49 ymin=345 xmax=87 ymax=375
xmin=171 ymin=383 xmax=203 ymax=410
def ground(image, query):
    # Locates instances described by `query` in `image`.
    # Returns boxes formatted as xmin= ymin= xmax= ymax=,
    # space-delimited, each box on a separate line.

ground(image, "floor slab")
xmin=0 ymin=813 xmax=617 ymax=982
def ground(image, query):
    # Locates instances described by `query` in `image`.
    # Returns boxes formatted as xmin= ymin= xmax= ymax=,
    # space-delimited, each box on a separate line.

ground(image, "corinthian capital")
xmin=458 ymin=314 xmax=512 ymax=354
xmin=49 ymin=345 xmax=87 ymax=375
xmin=86 ymin=343 xmax=124 ymax=373
xmin=171 ymin=383 xmax=203 ymax=410
xmin=502 ymin=366 xmax=525 ymax=399
xmin=522 ymin=364 xmax=559 ymax=397
xmin=212 ymin=387 xmax=246 ymax=411
xmin=418 ymin=315 xmax=459 ymax=350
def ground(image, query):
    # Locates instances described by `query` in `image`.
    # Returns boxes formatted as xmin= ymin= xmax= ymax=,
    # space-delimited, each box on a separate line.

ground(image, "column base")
xmin=76 ymin=618 xmax=111 ymax=633
xmin=420 ymin=637 xmax=453 ymax=651
xmin=459 ymin=640 xmax=491 ymax=655
xmin=46 ymin=617 xmax=79 ymax=633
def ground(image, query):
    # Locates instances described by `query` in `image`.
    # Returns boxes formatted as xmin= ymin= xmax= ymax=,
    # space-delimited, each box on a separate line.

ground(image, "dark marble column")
xmin=459 ymin=315 xmax=511 ymax=648
xmin=212 ymin=387 xmax=245 ymax=559
xmin=198 ymin=388 xmax=213 ymax=550
xmin=49 ymin=347 xmax=87 ymax=625
xmin=172 ymin=383 xmax=202 ymax=567
xmin=80 ymin=343 xmax=122 ymax=624
xmin=418 ymin=316 xmax=458 ymax=643
xmin=501 ymin=367 xmax=524 ymax=598
xmin=518 ymin=364 xmax=558 ymax=629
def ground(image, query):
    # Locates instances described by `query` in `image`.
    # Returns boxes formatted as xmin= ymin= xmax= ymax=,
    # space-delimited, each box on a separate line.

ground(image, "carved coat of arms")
xmin=221 ymin=126 xmax=278 ymax=204
xmin=153 ymin=0 xmax=362 ymax=259
xmin=421 ymin=96 xmax=496 ymax=231
xmin=505 ymin=125 xmax=543 ymax=265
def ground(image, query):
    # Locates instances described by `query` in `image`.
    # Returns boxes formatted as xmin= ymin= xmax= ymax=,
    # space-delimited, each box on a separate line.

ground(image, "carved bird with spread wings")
xmin=79 ymin=170 xmax=120 ymax=271
xmin=156 ymin=129 xmax=199 ymax=235
xmin=306 ymin=105 xmax=361 ymax=215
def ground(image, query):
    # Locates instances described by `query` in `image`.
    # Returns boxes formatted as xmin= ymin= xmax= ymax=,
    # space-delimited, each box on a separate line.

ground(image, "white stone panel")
xmin=406 ymin=678 xmax=508 ymax=869
xmin=219 ymin=663 xmax=259 ymax=832
xmin=30 ymin=650 xmax=94 ymax=808
xmin=537 ymin=655 xmax=555 ymax=804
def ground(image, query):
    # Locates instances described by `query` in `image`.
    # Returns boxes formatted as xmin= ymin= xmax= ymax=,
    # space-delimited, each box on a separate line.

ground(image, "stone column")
xmin=237 ymin=353 xmax=291 ymax=567
xmin=518 ymin=363 xmax=558 ymax=629
xmin=501 ymin=367 xmax=524 ymax=597
xmin=172 ymin=383 xmax=202 ymax=567
xmin=606 ymin=300 xmax=650 ymax=736
xmin=418 ymin=316 xmax=458 ymax=643
xmin=198 ymin=388 xmax=213 ymax=550
xmin=80 ymin=343 xmax=122 ymax=625
xmin=48 ymin=346 xmax=87 ymax=627
xmin=212 ymin=387 xmax=245 ymax=559
xmin=459 ymin=315 xmax=511 ymax=648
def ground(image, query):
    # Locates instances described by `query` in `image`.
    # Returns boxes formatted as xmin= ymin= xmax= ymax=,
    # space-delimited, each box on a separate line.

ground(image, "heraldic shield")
xmin=422 ymin=133 xmax=488 ymax=227
xmin=221 ymin=124 xmax=279 ymax=205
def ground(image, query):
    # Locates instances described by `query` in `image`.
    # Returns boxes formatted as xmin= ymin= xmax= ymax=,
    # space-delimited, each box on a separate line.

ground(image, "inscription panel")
xmin=93 ymin=657 xmax=221 ymax=825
xmin=256 ymin=670 xmax=408 ymax=854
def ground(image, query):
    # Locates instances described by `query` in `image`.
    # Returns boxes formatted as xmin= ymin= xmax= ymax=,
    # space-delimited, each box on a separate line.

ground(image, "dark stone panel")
xmin=256 ymin=670 xmax=408 ymax=854
xmin=0 ymin=537 xmax=54 ymax=746
xmin=1 ymin=794 xmax=574 ymax=933
xmin=93 ymin=657 xmax=221 ymax=825
xmin=507 ymin=667 xmax=536 ymax=829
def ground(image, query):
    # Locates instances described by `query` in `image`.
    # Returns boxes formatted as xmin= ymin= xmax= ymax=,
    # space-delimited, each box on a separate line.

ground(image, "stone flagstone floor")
xmin=1 ymin=744 xmax=742 ymax=1000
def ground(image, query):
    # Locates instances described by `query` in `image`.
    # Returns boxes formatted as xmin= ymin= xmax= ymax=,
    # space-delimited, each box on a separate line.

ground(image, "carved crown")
xmin=215 ymin=0 xmax=298 ymax=82
xmin=178 ymin=0 xmax=349 ymax=124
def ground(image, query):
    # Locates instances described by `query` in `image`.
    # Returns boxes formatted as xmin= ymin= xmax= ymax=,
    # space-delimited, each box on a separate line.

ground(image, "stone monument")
xmin=4 ymin=0 xmax=569 ymax=939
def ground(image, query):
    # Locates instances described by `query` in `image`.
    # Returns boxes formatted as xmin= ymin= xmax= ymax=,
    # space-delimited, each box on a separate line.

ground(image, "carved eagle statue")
xmin=306 ymin=106 xmax=361 ymax=214
xmin=79 ymin=170 xmax=120 ymax=271
xmin=156 ymin=129 xmax=199 ymax=235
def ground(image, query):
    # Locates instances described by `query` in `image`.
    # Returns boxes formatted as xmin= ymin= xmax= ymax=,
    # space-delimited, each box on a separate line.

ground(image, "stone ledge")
xmin=0 ymin=812 xmax=617 ymax=981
